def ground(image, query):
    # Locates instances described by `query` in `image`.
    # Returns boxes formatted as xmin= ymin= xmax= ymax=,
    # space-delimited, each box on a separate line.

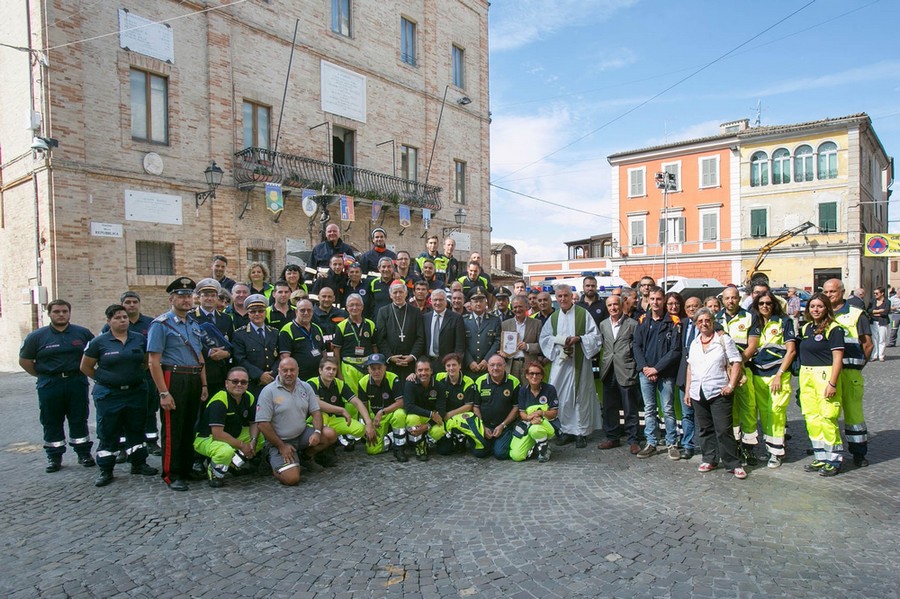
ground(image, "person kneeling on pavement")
xmin=433 ymin=353 xmax=484 ymax=455
xmin=256 ymin=358 xmax=337 ymax=486
xmin=355 ymin=354 xmax=409 ymax=460
xmin=509 ymin=364 xmax=559 ymax=462
xmin=472 ymin=354 xmax=519 ymax=459
xmin=403 ymin=358 xmax=444 ymax=462
xmin=193 ymin=366 xmax=264 ymax=488
xmin=306 ymin=357 xmax=376 ymax=465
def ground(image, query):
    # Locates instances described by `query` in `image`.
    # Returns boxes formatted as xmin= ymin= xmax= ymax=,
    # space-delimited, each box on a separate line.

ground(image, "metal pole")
xmin=424 ymin=85 xmax=450 ymax=189
xmin=663 ymin=185 xmax=668 ymax=288
xmin=273 ymin=19 xmax=300 ymax=155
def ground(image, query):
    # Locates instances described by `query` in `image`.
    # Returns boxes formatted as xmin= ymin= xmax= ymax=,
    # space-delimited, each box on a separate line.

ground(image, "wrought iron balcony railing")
xmin=233 ymin=147 xmax=442 ymax=211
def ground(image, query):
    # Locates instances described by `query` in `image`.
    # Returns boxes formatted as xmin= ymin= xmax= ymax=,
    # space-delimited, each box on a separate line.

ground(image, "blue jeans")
xmin=680 ymin=391 xmax=696 ymax=450
xmin=639 ymin=374 xmax=677 ymax=446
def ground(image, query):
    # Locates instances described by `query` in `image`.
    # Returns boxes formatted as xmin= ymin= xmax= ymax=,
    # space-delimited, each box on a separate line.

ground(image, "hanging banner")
xmin=864 ymin=234 xmax=900 ymax=257
xmin=371 ymin=200 xmax=383 ymax=223
xmin=301 ymin=189 xmax=318 ymax=217
xmin=266 ymin=183 xmax=283 ymax=214
xmin=399 ymin=204 xmax=411 ymax=228
xmin=422 ymin=208 xmax=431 ymax=230
xmin=340 ymin=195 xmax=355 ymax=221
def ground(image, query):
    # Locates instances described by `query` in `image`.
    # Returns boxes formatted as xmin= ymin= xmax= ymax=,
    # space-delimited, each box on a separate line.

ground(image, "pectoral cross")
xmin=398 ymin=332 xmax=406 ymax=342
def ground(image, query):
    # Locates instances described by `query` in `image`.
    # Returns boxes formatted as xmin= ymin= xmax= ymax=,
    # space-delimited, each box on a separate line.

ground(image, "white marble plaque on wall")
xmin=451 ymin=233 xmax=472 ymax=253
xmin=119 ymin=9 xmax=175 ymax=63
xmin=321 ymin=61 xmax=367 ymax=123
xmin=125 ymin=190 xmax=182 ymax=225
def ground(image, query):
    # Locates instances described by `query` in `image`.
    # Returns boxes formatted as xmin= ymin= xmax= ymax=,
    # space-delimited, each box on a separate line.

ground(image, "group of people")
xmin=18 ymin=224 xmax=879 ymax=489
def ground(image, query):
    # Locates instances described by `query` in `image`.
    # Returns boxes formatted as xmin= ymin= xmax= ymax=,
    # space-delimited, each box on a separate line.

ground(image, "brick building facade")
xmin=0 ymin=0 xmax=490 ymax=369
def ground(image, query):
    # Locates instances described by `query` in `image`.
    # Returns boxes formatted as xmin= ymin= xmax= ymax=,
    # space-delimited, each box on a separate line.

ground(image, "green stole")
xmin=549 ymin=306 xmax=587 ymax=383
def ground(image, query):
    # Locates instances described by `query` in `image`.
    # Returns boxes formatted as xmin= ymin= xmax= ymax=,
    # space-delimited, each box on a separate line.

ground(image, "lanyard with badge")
xmin=295 ymin=324 xmax=321 ymax=358
xmin=346 ymin=320 xmax=369 ymax=356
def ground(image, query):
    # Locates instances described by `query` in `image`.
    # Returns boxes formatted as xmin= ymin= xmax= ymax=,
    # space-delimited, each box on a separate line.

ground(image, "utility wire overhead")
xmin=491 ymin=0 xmax=818 ymax=184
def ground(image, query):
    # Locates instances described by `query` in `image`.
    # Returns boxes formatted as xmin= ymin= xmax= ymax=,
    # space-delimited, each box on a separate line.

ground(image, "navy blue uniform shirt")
xmin=20 ymin=324 xmax=94 ymax=375
xmin=83 ymin=330 xmax=146 ymax=388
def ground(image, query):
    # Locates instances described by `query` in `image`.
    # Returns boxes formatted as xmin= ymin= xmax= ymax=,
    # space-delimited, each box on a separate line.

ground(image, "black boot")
xmin=77 ymin=454 xmax=96 ymax=468
xmin=45 ymin=456 xmax=62 ymax=473
xmin=131 ymin=462 xmax=158 ymax=475
xmin=94 ymin=470 xmax=114 ymax=487
xmin=394 ymin=444 xmax=409 ymax=463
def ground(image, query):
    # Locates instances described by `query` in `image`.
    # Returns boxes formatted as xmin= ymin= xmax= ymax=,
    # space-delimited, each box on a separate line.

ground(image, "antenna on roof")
xmin=753 ymin=100 xmax=762 ymax=127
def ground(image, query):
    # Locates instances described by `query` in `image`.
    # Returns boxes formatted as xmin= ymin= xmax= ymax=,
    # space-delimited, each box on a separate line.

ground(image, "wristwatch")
xmin=159 ymin=391 xmax=170 ymax=399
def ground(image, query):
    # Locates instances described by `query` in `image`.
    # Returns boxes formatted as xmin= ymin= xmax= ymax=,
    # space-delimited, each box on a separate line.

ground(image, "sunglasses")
xmin=227 ymin=379 xmax=249 ymax=385
xmin=757 ymin=301 xmax=773 ymax=306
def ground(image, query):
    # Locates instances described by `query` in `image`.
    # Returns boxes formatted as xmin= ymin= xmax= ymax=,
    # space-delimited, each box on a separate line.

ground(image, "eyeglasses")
xmin=227 ymin=379 xmax=249 ymax=385
xmin=757 ymin=301 xmax=773 ymax=306
xmin=526 ymin=371 xmax=543 ymax=377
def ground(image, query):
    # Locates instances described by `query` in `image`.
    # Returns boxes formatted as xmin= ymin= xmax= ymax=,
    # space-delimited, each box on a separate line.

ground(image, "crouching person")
xmin=403 ymin=358 xmax=444 ymax=462
xmin=356 ymin=354 xmax=408 ymax=460
xmin=433 ymin=353 xmax=483 ymax=455
xmin=193 ymin=367 xmax=264 ymax=488
xmin=256 ymin=358 xmax=336 ymax=485
xmin=509 ymin=364 xmax=559 ymax=462
xmin=307 ymin=357 xmax=375 ymax=467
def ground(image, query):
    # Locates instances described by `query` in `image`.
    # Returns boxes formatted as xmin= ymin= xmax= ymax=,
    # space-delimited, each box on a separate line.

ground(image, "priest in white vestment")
xmin=539 ymin=284 xmax=603 ymax=446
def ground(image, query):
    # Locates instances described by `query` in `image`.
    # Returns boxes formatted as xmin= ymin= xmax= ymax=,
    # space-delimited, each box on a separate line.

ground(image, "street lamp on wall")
xmin=195 ymin=161 xmax=224 ymax=208
xmin=442 ymin=207 xmax=467 ymax=237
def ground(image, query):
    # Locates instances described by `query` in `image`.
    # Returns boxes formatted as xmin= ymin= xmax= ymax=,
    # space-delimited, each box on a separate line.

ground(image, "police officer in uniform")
xmin=147 ymin=277 xmax=209 ymax=491
xmin=278 ymin=299 xmax=327 ymax=382
xmin=102 ymin=291 xmax=160 ymax=458
xmin=19 ymin=299 xmax=96 ymax=472
xmin=463 ymin=290 xmax=501 ymax=380
xmin=189 ymin=278 xmax=233 ymax=395
xmin=231 ymin=294 xmax=279 ymax=401
xmin=80 ymin=304 xmax=158 ymax=486
xmin=355 ymin=354 xmax=408 ymax=460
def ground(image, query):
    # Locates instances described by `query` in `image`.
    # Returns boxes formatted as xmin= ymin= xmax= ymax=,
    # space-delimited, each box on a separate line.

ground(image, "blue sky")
xmin=487 ymin=0 xmax=900 ymax=264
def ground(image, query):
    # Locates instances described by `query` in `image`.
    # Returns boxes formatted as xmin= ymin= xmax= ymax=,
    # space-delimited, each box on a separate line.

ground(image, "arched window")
xmin=750 ymin=151 xmax=768 ymax=187
xmin=772 ymin=148 xmax=791 ymax=185
xmin=574 ymin=246 xmax=584 ymax=259
xmin=817 ymin=141 xmax=838 ymax=180
xmin=794 ymin=145 xmax=813 ymax=182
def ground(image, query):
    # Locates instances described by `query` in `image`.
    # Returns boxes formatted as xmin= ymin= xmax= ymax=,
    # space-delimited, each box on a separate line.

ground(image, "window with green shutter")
xmin=750 ymin=208 xmax=767 ymax=238
xmin=818 ymin=202 xmax=838 ymax=233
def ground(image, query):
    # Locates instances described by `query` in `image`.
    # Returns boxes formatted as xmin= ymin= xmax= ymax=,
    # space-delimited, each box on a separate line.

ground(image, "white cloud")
xmin=595 ymin=47 xmax=638 ymax=71
xmin=490 ymin=0 xmax=639 ymax=52
xmin=640 ymin=119 xmax=724 ymax=149
xmin=746 ymin=61 xmax=900 ymax=98
xmin=490 ymin=110 xmax=617 ymax=264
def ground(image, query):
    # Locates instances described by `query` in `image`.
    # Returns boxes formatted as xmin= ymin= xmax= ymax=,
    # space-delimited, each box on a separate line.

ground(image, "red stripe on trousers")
xmin=162 ymin=370 xmax=172 ymax=484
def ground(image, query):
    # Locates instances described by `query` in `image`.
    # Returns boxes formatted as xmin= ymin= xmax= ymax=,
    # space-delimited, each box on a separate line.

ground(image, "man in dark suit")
xmin=498 ymin=295 xmax=543 ymax=381
xmin=464 ymin=290 xmax=501 ymax=380
xmin=231 ymin=294 xmax=280 ymax=401
xmin=597 ymin=294 xmax=642 ymax=454
xmin=423 ymin=289 xmax=465 ymax=373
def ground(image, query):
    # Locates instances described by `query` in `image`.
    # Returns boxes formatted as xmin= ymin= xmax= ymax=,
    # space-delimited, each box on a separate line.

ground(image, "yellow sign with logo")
xmin=864 ymin=234 xmax=900 ymax=257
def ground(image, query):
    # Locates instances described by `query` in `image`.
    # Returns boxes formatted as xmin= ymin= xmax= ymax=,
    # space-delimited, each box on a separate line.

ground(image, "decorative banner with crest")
xmin=371 ymin=200 xmax=383 ymax=223
xmin=399 ymin=204 xmax=411 ymax=228
xmin=301 ymin=188 xmax=318 ymax=217
xmin=340 ymin=195 xmax=355 ymax=221
xmin=265 ymin=183 xmax=283 ymax=214
xmin=422 ymin=208 xmax=431 ymax=230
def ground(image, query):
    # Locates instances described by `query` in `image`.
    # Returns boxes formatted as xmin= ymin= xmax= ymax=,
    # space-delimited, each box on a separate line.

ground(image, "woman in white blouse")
xmin=684 ymin=308 xmax=747 ymax=479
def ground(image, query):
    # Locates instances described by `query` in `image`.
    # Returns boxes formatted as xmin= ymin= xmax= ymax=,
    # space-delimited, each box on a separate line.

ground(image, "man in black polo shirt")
xmin=81 ymin=304 xmax=158 ymax=487
xmin=278 ymin=299 xmax=327 ymax=382
xmin=472 ymin=355 xmax=519 ymax=459
xmin=19 ymin=299 xmax=96 ymax=473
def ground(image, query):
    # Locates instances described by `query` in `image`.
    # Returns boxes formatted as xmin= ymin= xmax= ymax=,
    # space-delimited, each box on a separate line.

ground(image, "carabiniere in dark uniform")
xmin=231 ymin=294 xmax=280 ymax=400
xmin=19 ymin=299 xmax=96 ymax=472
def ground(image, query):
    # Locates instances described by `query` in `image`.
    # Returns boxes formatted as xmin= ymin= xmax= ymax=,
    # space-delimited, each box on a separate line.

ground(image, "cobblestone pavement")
xmin=1 ymin=354 xmax=899 ymax=599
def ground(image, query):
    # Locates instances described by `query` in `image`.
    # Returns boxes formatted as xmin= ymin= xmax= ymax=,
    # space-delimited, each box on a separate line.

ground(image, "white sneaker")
xmin=767 ymin=454 xmax=782 ymax=469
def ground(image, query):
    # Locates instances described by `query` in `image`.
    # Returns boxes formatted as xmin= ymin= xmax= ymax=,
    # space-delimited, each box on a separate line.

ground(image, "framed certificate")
xmin=502 ymin=331 xmax=518 ymax=354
